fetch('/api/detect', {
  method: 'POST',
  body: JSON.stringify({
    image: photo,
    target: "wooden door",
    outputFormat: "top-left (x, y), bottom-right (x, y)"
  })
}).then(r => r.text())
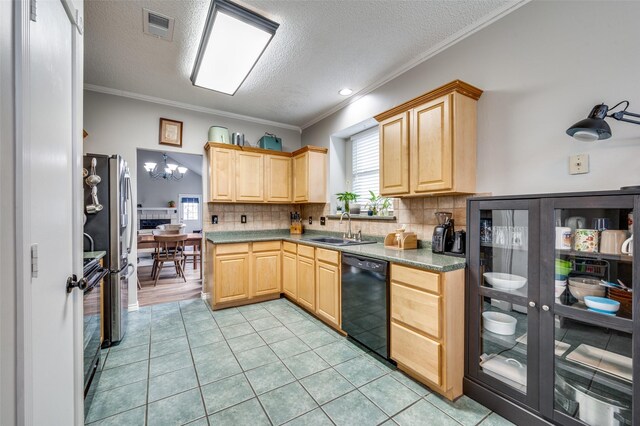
top-left (209, 147), bottom-right (235, 201)
top-left (235, 151), bottom-right (264, 202)
top-left (379, 111), bottom-right (410, 196)
top-left (292, 153), bottom-right (308, 202)
top-left (252, 250), bottom-right (281, 297)
top-left (214, 253), bottom-right (250, 303)
top-left (282, 251), bottom-right (297, 299)
top-left (265, 155), bottom-right (292, 203)
top-left (296, 255), bottom-right (315, 310)
top-left (411, 94), bottom-right (453, 193)
top-left (315, 261), bottom-right (340, 327)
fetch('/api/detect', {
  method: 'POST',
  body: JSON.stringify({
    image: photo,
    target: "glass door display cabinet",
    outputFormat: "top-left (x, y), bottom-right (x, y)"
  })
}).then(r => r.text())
top-left (466, 191), bottom-right (639, 426)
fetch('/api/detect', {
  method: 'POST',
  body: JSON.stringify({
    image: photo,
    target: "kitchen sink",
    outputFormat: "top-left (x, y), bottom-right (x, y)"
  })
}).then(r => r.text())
top-left (304, 236), bottom-right (376, 246)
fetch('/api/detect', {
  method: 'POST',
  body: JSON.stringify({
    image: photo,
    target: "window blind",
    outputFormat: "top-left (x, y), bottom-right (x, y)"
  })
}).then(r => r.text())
top-left (351, 127), bottom-right (379, 202)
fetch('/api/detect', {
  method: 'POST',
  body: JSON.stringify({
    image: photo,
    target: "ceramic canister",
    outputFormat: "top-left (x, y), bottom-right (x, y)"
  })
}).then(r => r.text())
top-left (555, 227), bottom-right (572, 249)
top-left (600, 230), bottom-right (628, 254)
top-left (574, 229), bottom-right (599, 253)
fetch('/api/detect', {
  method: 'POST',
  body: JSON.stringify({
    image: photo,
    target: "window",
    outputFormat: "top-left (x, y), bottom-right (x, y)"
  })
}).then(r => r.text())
top-left (351, 127), bottom-right (379, 202)
top-left (181, 197), bottom-right (199, 221)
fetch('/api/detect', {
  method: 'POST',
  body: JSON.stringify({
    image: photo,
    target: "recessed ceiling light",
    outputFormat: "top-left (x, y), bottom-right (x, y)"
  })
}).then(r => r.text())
top-left (191, 0), bottom-right (279, 96)
top-left (339, 88), bottom-right (353, 96)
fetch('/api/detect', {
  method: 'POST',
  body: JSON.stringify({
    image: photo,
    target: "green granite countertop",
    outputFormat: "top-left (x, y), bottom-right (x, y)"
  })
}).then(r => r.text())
top-left (205, 230), bottom-right (466, 272)
top-left (83, 251), bottom-right (106, 261)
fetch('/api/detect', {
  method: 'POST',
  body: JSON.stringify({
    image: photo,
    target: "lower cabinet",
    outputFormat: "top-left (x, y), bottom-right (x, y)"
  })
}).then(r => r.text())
top-left (212, 243), bottom-right (251, 305)
top-left (282, 245), bottom-right (297, 299)
top-left (296, 253), bottom-right (316, 311)
top-left (315, 248), bottom-right (341, 328)
top-left (390, 263), bottom-right (465, 400)
top-left (251, 241), bottom-right (281, 298)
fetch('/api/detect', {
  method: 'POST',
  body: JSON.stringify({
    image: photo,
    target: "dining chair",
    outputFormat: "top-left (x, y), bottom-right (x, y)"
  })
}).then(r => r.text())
top-left (182, 236), bottom-right (202, 278)
top-left (152, 234), bottom-right (188, 286)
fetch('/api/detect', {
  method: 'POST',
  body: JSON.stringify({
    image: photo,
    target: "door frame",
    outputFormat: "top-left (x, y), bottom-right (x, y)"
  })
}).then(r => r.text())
top-left (178, 193), bottom-right (203, 233)
top-left (13, 0), bottom-right (85, 424)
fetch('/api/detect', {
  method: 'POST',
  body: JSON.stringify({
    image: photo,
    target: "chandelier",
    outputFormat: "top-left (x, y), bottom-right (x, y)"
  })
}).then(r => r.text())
top-left (144, 153), bottom-right (188, 181)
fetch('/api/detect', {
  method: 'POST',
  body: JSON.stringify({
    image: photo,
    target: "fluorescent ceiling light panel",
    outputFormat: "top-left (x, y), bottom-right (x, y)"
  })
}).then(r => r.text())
top-left (191, 0), bottom-right (279, 95)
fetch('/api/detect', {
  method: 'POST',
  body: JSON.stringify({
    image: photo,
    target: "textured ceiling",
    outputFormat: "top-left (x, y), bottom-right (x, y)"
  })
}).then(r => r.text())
top-left (84, 0), bottom-right (519, 128)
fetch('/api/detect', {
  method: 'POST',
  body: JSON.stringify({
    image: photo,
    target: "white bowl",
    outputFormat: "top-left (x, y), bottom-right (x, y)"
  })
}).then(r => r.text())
top-left (483, 273), bottom-right (528, 290)
top-left (158, 224), bottom-right (185, 231)
top-left (482, 311), bottom-right (517, 335)
top-left (555, 285), bottom-right (566, 298)
top-left (584, 296), bottom-right (620, 313)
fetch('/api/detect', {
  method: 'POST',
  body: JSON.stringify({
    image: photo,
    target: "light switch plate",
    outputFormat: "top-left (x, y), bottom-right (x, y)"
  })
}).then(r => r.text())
top-left (569, 154), bottom-right (589, 175)
top-left (308, 216), bottom-right (312, 225)
top-left (241, 215), bottom-right (247, 223)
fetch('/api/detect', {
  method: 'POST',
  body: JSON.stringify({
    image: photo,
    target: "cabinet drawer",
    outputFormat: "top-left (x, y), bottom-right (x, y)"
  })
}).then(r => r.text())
top-left (297, 244), bottom-right (315, 259)
top-left (316, 248), bottom-right (339, 265)
top-left (283, 241), bottom-right (297, 254)
top-left (391, 264), bottom-right (440, 294)
top-left (252, 241), bottom-right (281, 252)
top-left (215, 243), bottom-right (250, 255)
top-left (391, 283), bottom-right (441, 339)
top-left (391, 322), bottom-right (441, 386)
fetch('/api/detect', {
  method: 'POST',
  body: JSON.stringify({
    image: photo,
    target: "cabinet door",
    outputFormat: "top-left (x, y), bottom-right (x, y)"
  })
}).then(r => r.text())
top-left (265, 155), bottom-right (291, 203)
top-left (214, 253), bottom-right (249, 304)
top-left (282, 250), bottom-right (297, 299)
top-left (411, 94), bottom-right (453, 193)
top-left (235, 151), bottom-right (264, 202)
top-left (379, 111), bottom-right (410, 196)
top-left (467, 199), bottom-right (541, 409)
top-left (209, 147), bottom-right (235, 201)
top-left (292, 153), bottom-right (308, 202)
top-left (315, 260), bottom-right (340, 327)
top-left (252, 250), bottom-right (281, 297)
top-left (297, 255), bottom-right (315, 310)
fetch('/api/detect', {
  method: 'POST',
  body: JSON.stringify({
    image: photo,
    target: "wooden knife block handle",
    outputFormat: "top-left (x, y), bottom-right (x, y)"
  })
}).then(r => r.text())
top-left (290, 223), bottom-right (304, 234)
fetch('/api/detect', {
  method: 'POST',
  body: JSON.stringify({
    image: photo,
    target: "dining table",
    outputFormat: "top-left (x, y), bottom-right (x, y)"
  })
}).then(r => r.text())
top-left (137, 232), bottom-right (203, 278)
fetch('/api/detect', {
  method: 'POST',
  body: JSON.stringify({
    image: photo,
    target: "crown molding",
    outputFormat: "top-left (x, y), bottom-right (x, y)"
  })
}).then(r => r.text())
top-left (300, 0), bottom-right (530, 130)
top-left (83, 84), bottom-right (302, 133)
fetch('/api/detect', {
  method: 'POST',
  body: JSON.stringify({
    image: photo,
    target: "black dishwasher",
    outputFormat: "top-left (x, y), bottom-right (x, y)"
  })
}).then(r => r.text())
top-left (341, 254), bottom-right (389, 359)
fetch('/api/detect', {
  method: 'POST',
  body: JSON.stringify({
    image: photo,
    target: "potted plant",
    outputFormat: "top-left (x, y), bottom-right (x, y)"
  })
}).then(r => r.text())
top-left (336, 192), bottom-right (358, 214)
top-left (380, 197), bottom-right (392, 216)
top-left (168, 200), bottom-right (176, 208)
top-left (366, 191), bottom-right (381, 216)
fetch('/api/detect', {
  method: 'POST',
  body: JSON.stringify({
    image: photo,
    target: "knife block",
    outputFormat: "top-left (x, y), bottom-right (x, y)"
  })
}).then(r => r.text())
top-left (290, 223), bottom-right (304, 234)
top-left (384, 232), bottom-right (417, 250)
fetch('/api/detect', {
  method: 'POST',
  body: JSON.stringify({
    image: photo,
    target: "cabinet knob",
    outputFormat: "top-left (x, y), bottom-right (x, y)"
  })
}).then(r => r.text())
top-left (542, 305), bottom-right (550, 311)
top-left (528, 301), bottom-right (536, 308)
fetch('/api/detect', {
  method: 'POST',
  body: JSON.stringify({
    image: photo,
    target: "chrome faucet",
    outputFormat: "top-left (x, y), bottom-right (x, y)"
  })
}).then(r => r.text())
top-left (339, 211), bottom-right (353, 240)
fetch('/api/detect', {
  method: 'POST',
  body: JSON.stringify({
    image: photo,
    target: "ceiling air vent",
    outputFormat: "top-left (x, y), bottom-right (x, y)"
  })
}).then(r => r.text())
top-left (143, 8), bottom-right (175, 41)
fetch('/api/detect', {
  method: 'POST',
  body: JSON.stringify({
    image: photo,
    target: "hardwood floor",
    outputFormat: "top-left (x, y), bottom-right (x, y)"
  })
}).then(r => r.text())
top-left (137, 261), bottom-right (203, 307)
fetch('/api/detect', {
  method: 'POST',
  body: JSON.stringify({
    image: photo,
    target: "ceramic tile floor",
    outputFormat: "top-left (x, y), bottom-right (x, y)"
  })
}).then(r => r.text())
top-left (86, 298), bottom-right (514, 426)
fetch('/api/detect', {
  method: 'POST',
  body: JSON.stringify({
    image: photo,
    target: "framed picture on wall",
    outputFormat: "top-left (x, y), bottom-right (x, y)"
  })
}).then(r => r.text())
top-left (159, 118), bottom-right (183, 147)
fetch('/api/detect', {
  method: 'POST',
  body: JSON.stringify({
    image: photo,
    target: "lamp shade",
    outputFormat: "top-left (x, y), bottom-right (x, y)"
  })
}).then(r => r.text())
top-left (566, 104), bottom-right (612, 141)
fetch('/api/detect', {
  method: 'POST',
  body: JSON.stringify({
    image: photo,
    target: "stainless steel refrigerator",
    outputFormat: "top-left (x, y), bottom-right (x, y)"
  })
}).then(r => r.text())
top-left (83, 154), bottom-right (133, 347)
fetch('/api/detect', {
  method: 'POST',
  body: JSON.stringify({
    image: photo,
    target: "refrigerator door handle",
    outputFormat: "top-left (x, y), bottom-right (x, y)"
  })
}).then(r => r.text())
top-left (126, 173), bottom-right (134, 254)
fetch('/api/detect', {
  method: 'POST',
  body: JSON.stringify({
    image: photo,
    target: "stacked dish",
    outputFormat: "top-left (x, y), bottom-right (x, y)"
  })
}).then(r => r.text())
top-left (608, 288), bottom-right (632, 317)
top-left (555, 258), bottom-right (571, 280)
top-left (568, 277), bottom-right (605, 302)
top-left (584, 296), bottom-right (620, 316)
top-left (483, 273), bottom-right (527, 291)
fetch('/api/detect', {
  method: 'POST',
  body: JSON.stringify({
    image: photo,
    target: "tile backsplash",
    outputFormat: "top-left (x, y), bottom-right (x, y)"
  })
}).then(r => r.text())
top-left (203, 193), bottom-right (489, 239)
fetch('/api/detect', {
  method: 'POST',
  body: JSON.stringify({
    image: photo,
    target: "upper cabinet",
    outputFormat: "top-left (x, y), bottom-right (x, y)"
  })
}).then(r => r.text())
top-left (375, 80), bottom-right (482, 197)
top-left (205, 143), bottom-right (327, 204)
top-left (293, 147), bottom-right (327, 203)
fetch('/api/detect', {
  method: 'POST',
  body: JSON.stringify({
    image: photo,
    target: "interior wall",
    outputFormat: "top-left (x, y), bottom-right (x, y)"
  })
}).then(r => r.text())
top-left (136, 150), bottom-right (203, 208)
top-left (83, 91), bottom-right (302, 306)
top-left (301, 0), bottom-right (640, 196)
top-left (0, 0), bottom-right (16, 423)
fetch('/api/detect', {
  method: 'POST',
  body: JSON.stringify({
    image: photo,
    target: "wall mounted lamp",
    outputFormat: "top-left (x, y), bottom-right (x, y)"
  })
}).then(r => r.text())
top-left (191, 0), bottom-right (279, 95)
top-left (567, 101), bottom-right (640, 142)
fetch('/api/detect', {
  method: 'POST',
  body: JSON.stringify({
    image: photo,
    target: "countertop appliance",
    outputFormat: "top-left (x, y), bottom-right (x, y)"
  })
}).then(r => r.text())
top-left (341, 254), bottom-right (389, 359)
top-left (208, 126), bottom-right (230, 144)
top-left (432, 211), bottom-right (454, 254)
top-left (82, 258), bottom-right (107, 397)
top-left (83, 154), bottom-right (134, 347)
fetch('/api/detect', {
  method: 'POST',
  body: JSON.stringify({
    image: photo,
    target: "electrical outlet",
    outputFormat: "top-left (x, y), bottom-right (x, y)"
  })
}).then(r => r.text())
top-left (569, 154), bottom-right (589, 175)
top-left (212, 215), bottom-right (218, 224)
top-left (320, 217), bottom-right (326, 226)
top-left (308, 216), bottom-right (313, 225)
top-left (241, 215), bottom-right (247, 223)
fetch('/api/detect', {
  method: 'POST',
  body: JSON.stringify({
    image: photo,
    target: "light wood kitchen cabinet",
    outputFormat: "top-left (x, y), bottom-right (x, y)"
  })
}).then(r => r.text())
top-left (296, 250), bottom-right (316, 311)
top-left (213, 244), bottom-right (250, 304)
top-left (379, 112), bottom-right (410, 196)
top-left (315, 248), bottom-right (341, 328)
top-left (374, 80), bottom-right (482, 197)
top-left (204, 143), bottom-right (326, 204)
top-left (251, 241), bottom-right (281, 297)
top-left (292, 147), bottom-right (327, 203)
top-left (265, 155), bottom-right (292, 203)
top-left (235, 151), bottom-right (264, 202)
top-left (282, 249), bottom-right (297, 299)
top-left (390, 263), bottom-right (465, 400)
top-left (207, 146), bottom-right (235, 202)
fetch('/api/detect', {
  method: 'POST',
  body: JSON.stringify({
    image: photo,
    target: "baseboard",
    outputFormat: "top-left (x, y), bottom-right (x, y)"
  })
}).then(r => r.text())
top-left (128, 301), bottom-right (140, 311)
top-left (201, 291), bottom-right (211, 300)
